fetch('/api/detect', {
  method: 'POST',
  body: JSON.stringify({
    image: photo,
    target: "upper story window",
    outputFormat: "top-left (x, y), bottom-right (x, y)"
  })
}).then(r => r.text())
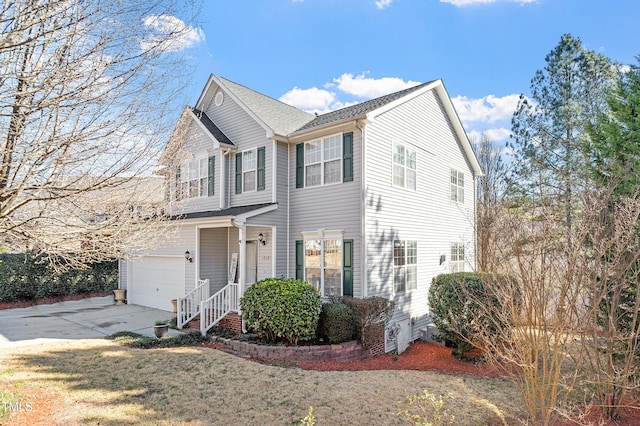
top-left (450, 242), bottom-right (465, 272)
top-left (296, 132), bottom-right (353, 188)
top-left (394, 240), bottom-right (417, 293)
top-left (242, 149), bottom-right (257, 192)
top-left (235, 147), bottom-right (265, 194)
top-left (392, 143), bottom-right (416, 190)
top-left (450, 168), bottom-right (464, 203)
top-left (304, 134), bottom-right (342, 187)
top-left (176, 157), bottom-right (214, 200)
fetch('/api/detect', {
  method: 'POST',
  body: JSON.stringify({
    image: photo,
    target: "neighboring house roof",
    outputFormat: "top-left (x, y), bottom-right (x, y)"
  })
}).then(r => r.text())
top-left (172, 203), bottom-right (277, 221)
top-left (295, 81), bottom-right (434, 132)
top-left (213, 76), bottom-right (315, 136)
top-left (190, 107), bottom-right (235, 147)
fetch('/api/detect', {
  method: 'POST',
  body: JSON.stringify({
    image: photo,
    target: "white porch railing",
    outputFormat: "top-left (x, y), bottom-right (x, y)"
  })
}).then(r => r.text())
top-left (177, 279), bottom-right (210, 329)
top-left (200, 283), bottom-right (239, 336)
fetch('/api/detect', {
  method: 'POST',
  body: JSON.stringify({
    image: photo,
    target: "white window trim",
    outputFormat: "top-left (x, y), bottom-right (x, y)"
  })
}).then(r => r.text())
top-left (303, 133), bottom-right (343, 188)
top-left (393, 239), bottom-right (418, 294)
top-left (242, 148), bottom-right (257, 193)
top-left (450, 168), bottom-right (465, 204)
top-left (450, 242), bottom-right (465, 272)
top-left (179, 157), bottom-right (209, 200)
top-left (392, 142), bottom-right (417, 191)
top-left (303, 238), bottom-right (343, 297)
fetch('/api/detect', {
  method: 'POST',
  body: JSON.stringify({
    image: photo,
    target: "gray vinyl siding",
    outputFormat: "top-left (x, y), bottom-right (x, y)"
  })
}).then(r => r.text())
top-left (364, 89), bottom-right (476, 345)
top-left (199, 228), bottom-right (230, 294)
top-left (171, 125), bottom-right (221, 215)
top-left (204, 88), bottom-right (273, 207)
top-left (127, 223), bottom-right (197, 294)
top-left (118, 259), bottom-right (127, 290)
top-left (288, 130), bottom-right (363, 297)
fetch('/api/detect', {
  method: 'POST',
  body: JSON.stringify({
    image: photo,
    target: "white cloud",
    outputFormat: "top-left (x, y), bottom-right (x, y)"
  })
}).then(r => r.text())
top-left (452, 94), bottom-right (521, 123)
top-left (140, 15), bottom-right (205, 53)
top-left (468, 128), bottom-right (511, 143)
top-left (332, 73), bottom-right (421, 99)
top-left (375, 0), bottom-right (393, 10)
top-left (440, 0), bottom-right (536, 6)
top-left (279, 87), bottom-right (337, 111)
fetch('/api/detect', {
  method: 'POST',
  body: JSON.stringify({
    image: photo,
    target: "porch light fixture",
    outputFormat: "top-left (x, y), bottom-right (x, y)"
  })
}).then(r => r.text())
top-left (258, 233), bottom-right (266, 245)
top-left (184, 250), bottom-right (193, 263)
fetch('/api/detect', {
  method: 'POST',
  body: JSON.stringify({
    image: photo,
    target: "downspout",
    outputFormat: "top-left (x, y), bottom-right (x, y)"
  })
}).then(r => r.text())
top-left (286, 141), bottom-right (290, 277)
top-left (356, 120), bottom-right (367, 298)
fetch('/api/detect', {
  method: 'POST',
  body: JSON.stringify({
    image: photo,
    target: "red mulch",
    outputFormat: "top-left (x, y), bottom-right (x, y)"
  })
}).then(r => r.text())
top-left (298, 340), bottom-right (505, 377)
top-left (0, 292), bottom-right (113, 310)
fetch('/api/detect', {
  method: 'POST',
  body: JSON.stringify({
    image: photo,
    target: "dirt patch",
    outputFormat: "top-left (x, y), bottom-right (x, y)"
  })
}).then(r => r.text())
top-left (1, 383), bottom-right (63, 426)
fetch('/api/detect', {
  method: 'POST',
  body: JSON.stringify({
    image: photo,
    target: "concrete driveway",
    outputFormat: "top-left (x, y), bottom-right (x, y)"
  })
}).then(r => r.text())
top-left (0, 295), bottom-right (183, 348)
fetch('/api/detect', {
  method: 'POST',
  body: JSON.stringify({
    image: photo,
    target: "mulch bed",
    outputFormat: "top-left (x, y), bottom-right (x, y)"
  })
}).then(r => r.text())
top-left (297, 340), bottom-right (505, 377)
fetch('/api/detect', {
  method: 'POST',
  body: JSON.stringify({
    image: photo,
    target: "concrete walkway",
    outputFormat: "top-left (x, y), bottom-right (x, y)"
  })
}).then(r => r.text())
top-left (0, 296), bottom-right (184, 348)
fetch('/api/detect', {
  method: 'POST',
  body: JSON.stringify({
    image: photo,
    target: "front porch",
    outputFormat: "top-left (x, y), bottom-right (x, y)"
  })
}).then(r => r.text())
top-left (177, 222), bottom-right (275, 335)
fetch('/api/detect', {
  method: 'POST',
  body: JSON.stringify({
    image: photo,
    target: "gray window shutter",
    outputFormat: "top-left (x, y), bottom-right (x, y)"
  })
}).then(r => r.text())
top-left (208, 156), bottom-right (215, 196)
top-left (343, 239), bottom-right (353, 296)
top-left (296, 143), bottom-right (304, 188)
top-left (257, 147), bottom-right (265, 191)
top-left (235, 152), bottom-right (242, 194)
top-left (295, 240), bottom-right (304, 280)
top-left (343, 132), bottom-right (353, 182)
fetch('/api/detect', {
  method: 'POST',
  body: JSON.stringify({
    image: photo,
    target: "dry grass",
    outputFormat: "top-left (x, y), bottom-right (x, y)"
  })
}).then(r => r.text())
top-left (0, 339), bottom-right (526, 425)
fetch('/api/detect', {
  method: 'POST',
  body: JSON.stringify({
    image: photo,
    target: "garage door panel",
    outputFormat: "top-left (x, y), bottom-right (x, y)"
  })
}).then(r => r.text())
top-left (129, 257), bottom-right (185, 311)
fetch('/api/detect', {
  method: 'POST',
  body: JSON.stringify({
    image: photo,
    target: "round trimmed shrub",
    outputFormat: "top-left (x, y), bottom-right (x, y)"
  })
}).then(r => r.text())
top-left (428, 272), bottom-right (517, 358)
top-left (317, 303), bottom-right (355, 344)
top-left (240, 278), bottom-right (321, 345)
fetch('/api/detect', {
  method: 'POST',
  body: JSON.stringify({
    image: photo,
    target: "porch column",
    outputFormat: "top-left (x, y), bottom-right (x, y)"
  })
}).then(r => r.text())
top-left (235, 220), bottom-right (247, 301)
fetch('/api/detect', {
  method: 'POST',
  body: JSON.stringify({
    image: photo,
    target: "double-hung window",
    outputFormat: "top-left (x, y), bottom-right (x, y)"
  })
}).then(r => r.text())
top-left (304, 134), bottom-right (342, 187)
top-left (304, 239), bottom-right (342, 297)
top-left (450, 242), bottom-right (465, 272)
top-left (450, 168), bottom-right (464, 203)
top-left (296, 132), bottom-right (353, 188)
top-left (235, 147), bottom-right (265, 194)
top-left (392, 143), bottom-right (416, 190)
top-left (393, 240), bottom-right (417, 293)
top-left (242, 149), bottom-right (257, 192)
top-left (179, 158), bottom-right (208, 199)
top-left (296, 234), bottom-right (354, 297)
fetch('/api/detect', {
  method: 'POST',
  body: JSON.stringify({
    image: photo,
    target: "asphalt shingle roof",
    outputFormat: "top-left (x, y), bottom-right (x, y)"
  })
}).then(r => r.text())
top-left (172, 203), bottom-right (276, 221)
top-left (190, 107), bottom-right (235, 146)
top-left (216, 76), bottom-right (315, 136)
top-left (295, 81), bottom-right (434, 132)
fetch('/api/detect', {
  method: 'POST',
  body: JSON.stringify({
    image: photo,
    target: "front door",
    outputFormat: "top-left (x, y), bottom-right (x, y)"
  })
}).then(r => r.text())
top-left (245, 241), bottom-right (258, 285)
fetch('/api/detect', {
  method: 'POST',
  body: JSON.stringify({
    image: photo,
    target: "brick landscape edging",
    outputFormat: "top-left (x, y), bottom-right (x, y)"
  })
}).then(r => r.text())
top-left (210, 336), bottom-right (372, 363)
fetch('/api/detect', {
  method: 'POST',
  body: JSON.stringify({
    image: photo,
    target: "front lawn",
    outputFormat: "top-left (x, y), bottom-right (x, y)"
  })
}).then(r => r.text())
top-left (0, 339), bottom-right (525, 425)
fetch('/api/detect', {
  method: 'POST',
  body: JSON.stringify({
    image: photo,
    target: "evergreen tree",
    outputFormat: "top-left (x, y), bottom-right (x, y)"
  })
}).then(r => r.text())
top-left (508, 34), bottom-right (616, 233)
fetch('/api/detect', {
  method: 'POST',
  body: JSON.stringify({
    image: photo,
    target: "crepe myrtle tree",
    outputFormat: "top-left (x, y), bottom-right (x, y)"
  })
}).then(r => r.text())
top-left (0, 0), bottom-right (202, 269)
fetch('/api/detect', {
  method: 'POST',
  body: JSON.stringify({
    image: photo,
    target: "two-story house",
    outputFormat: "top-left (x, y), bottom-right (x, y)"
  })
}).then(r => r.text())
top-left (119, 74), bottom-right (482, 353)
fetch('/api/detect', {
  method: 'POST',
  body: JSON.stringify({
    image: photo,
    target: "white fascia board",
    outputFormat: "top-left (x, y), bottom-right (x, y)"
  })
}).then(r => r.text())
top-left (366, 80), bottom-right (441, 121)
top-left (287, 120), bottom-right (360, 143)
top-left (186, 108), bottom-right (224, 149)
top-left (195, 74), bottom-right (216, 110)
top-left (433, 83), bottom-right (484, 177)
top-left (210, 75), bottom-right (275, 140)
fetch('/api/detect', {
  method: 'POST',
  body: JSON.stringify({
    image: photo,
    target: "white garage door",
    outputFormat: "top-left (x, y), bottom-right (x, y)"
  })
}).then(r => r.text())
top-left (129, 256), bottom-right (185, 311)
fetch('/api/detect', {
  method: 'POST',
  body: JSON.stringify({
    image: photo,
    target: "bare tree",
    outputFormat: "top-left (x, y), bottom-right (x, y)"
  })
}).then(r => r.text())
top-left (446, 185), bottom-right (640, 424)
top-left (0, 0), bottom-right (201, 268)
top-left (473, 132), bottom-right (508, 272)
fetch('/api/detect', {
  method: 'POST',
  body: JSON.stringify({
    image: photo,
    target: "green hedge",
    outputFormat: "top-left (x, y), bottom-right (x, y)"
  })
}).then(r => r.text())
top-left (428, 272), bottom-right (517, 358)
top-left (317, 303), bottom-right (356, 344)
top-left (240, 278), bottom-right (322, 345)
top-left (0, 254), bottom-right (118, 303)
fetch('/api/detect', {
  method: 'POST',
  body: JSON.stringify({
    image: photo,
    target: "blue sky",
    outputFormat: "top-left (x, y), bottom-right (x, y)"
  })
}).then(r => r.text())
top-left (172, 0), bottom-right (640, 143)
